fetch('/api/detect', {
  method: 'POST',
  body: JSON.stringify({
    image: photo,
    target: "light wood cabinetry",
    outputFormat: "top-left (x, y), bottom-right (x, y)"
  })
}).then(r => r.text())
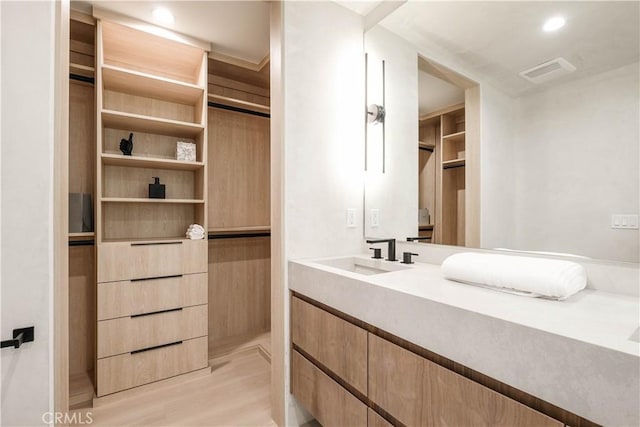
top-left (94, 15), bottom-right (209, 397)
top-left (291, 294), bottom-right (595, 427)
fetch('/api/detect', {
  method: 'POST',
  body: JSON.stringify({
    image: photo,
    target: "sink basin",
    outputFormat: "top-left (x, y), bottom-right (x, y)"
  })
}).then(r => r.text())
top-left (314, 256), bottom-right (409, 276)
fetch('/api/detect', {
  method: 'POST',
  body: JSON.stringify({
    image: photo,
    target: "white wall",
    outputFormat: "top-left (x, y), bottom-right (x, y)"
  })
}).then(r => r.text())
top-left (512, 62), bottom-right (639, 263)
top-left (1, 1), bottom-right (56, 425)
top-left (281, 1), bottom-right (364, 424)
top-left (364, 25), bottom-right (419, 241)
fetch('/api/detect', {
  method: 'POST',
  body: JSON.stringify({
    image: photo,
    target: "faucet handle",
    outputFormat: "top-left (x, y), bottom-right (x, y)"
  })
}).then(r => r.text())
top-left (401, 252), bottom-right (419, 264)
top-left (369, 247), bottom-right (383, 259)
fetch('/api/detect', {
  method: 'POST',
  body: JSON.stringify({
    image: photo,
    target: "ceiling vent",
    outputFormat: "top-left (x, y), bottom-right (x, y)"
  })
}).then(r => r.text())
top-left (519, 57), bottom-right (576, 84)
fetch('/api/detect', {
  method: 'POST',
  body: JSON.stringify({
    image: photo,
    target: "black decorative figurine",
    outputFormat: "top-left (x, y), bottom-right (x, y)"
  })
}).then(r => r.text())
top-left (120, 133), bottom-right (133, 155)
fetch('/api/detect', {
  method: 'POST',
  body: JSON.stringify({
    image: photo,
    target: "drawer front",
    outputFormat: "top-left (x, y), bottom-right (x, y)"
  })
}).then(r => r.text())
top-left (291, 296), bottom-right (367, 395)
top-left (97, 239), bottom-right (207, 282)
top-left (368, 409), bottom-right (393, 427)
top-left (97, 273), bottom-right (208, 320)
top-left (291, 350), bottom-right (367, 427)
top-left (368, 334), bottom-right (562, 427)
top-left (97, 336), bottom-right (208, 397)
top-left (97, 304), bottom-right (207, 358)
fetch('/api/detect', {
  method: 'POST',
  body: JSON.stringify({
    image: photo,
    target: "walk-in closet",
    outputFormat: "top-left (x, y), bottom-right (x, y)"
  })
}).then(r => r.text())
top-left (67, 4), bottom-right (271, 418)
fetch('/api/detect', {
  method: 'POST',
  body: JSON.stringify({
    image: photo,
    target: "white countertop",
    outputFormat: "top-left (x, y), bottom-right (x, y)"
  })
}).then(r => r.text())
top-left (289, 255), bottom-right (640, 426)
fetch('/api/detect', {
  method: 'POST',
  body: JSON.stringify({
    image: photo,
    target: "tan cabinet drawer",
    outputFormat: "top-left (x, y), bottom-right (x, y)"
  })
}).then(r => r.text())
top-left (291, 350), bottom-right (367, 427)
top-left (97, 273), bottom-right (207, 320)
top-left (368, 334), bottom-right (562, 427)
top-left (368, 409), bottom-right (393, 427)
top-left (97, 336), bottom-right (208, 397)
top-left (97, 239), bottom-right (207, 283)
top-left (97, 305), bottom-right (207, 358)
top-left (291, 296), bottom-right (367, 395)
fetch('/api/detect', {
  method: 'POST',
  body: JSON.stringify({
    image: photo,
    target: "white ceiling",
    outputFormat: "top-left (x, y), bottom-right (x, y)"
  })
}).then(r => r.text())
top-left (80, 0), bottom-right (270, 65)
top-left (379, 1), bottom-right (640, 97)
top-left (419, 70), bottom-right (464, 115)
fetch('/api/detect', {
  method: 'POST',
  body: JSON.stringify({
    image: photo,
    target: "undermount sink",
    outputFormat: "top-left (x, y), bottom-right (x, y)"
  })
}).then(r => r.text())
top-left (314, 256), bottom-right (410, 276)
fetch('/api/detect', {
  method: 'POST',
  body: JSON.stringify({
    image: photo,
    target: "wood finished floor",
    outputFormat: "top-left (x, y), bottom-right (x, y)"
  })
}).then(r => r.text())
top-left (72, 350), bottom-right (273, 426)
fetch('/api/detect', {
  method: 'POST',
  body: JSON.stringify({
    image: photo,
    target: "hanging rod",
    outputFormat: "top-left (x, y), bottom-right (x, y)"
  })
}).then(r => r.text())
top-left (207, 101), bottom-right (270, 118)
top-left (419, 146), bottom-right (434, 152)
top-left (70, 73), bottom-right (95, 84)
top-left (208, 232), bottom-right (271, 240)
top-left (69, 239), bottom-right (95, 247)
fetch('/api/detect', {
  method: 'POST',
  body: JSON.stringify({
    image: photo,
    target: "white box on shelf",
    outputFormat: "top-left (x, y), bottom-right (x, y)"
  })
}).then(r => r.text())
top-left (176, 141), bottom-right (196, 162)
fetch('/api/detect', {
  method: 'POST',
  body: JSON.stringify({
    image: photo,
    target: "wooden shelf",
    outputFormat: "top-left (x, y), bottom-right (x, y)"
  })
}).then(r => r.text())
top-left (70, 62), bottom-right (95, 78)
top-left (208, 225), bottom-right (271, 235)
top-left (442, 130), bottom-right (465, 143)
top-left (418, 224), bottom-right (434, 230)
top-left (101, 197), bottom-right (205, 204)
top-left (442, 158), bottom-right (466, 169)
top-left (419, 141), bottom-right (435, 150)
top-left (101, 153), bottom-right (204, 171)
top-left (208, 94), bottom-right (270, 114)
top-left (101, 236), bottom-right (195, 244)
top-left (101, 109), bottom-right (204, 138)
top-left (102, 64), bottom-right (204, 105)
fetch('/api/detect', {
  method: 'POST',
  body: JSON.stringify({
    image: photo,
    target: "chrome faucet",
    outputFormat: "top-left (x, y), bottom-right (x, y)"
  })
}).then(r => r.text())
top-left (365, 238), bottom-right (397, 262)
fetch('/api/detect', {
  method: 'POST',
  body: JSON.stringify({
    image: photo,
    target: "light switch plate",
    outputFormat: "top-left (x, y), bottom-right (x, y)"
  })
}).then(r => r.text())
top-left (611, 214), bottom-right (639, 229)
top-left (370, 209), bottom-right (380, 227)
top-left (346, 208), bottom-right (357, 228)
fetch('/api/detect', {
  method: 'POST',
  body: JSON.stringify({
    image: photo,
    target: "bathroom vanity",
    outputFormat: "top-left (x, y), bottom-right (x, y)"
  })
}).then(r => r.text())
top-left (289, 256), bottom-right (639, 427)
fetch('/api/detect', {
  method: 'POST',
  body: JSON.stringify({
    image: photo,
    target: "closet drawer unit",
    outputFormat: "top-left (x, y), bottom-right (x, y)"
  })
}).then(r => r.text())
top-left (368, 334), bottom-right (562, 427)
top-left (368, 409), bottom-right (393, 427)
top-left (97, 304), bottom-right (207, 358)
top-left (97, 273), bottom-right (208, 320)
top-left (291, 296), bottom-right (368, 395)
top-left (97, 336), bottom-right (208, 397)
top-left (291, 350), bottom-right (368, 427)
top-left (97, 239), bottom-right (208, 283)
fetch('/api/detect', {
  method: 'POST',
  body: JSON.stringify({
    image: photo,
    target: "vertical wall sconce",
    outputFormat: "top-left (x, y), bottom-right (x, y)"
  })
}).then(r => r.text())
top-left (365, 54), bottom-right (386, 173)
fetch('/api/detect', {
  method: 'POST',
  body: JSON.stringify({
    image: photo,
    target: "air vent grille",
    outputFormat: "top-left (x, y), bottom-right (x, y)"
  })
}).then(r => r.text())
top-left (520, 57), bottom-right (576, 84)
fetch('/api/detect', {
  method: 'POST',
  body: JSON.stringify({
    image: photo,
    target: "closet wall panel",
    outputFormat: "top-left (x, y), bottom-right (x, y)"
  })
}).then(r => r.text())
top-left (69, 81), bottom-right (95, 196)
top-left (69, 245), bottom-right (95, 375)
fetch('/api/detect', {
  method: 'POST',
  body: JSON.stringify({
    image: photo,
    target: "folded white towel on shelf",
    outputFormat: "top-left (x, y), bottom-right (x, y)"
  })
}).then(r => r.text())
top-left (441, 252), bottom-right (587, 300)
top-left (186, 224), bottom-right (205, 240)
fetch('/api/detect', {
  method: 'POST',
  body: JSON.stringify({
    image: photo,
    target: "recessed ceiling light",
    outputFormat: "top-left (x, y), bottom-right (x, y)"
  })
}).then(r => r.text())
top-left (152, 7), bottom-right (174, 25)
top-left (543, 16), bottom-right (565, 32)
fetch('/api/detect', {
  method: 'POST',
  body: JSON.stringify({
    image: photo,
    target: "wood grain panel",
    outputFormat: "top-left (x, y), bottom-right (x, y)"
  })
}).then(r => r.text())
top-left (441, 166), bottom-right (465, 246)
top-left (69, 246), bottom-right (95, 375)
top-left (208, 237), bottom-right (270, 345)
top-left (291, 296), bottom-right (367, 395)
top-left (103, 90), bottom-right (196, 124)
top-left (368, 408), bottom-right (393, 427)
top-left (208, 108), bottom-right (270, 228)
top-left (97, 304), bottom-right (207, 358)
top-left (291, 351), bottom-right (367, 427)
top-left (97, 239), bottom-right (207, 282)
top-left (102, 165), bottom-right (197, 199)
top-left (96, 336), bottom-right (208, 397)
top-left (103, 128), bottom-right (200, 162)
top-left (368, 334), bottom-right (562, 427)
top-left (101, 203), bottom-right (198, 241)
top-left (98, 273), bottom-right (207, 320)
top-left (69, 80), bottom-right (95, 196)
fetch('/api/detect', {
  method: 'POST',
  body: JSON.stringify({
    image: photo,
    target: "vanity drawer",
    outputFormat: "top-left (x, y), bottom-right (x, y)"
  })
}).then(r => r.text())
top-left (97, 239), bottom-right (207, 283)
top-left (97, 273), bottom-right (208, 320)
top-left (368, 334), bottom-right (562, 427)
top-left (97, 336), bottom-right (208, 397)
top-left (291, 296), bottom-right (367, 395)
top-left (97, 304), bottom-right (207, 358)
top-left (291, 350), bottom-right (367, 427)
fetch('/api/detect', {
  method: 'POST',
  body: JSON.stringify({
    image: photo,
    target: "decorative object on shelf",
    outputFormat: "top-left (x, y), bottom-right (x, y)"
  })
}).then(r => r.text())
top-left (176, 141), bottom-right (196, 162)
top-left (186, 224), bottom-right (205, 240)
top-left (69, 193), bottom-right (93, 232)
top-left (418, 208), bottom-right (430, 226)
top-left (119, 132), bottom-right (134, 155)
top-left (148, 177), bottom-right (166, 199)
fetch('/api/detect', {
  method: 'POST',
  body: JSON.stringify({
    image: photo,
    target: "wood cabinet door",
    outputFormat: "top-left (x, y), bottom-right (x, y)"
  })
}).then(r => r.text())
top-left (368, 334), bottom-right (562, 427)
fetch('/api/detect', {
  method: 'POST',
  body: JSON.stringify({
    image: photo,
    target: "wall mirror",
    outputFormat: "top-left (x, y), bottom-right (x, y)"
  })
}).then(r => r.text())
top-left (363, 1), bottom-right (639, 263)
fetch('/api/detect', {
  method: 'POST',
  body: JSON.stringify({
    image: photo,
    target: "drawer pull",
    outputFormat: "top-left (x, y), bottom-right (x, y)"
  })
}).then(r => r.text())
top-left (130, 274), bottom-right (183, 282)
top-left (131, 307), bottom-right (183, 318)
top-left (131, 340), bottom-right (182, 355)
top-left (130, 241), bottom-right (183, 246)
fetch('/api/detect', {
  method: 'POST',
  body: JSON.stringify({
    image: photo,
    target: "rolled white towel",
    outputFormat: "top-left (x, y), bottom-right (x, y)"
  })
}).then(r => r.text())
top-left (185, 224), bottom-right (205, 240)
top-left (441, 252), bottom-right (587, 300)
top-left (187, 224), bottom-right (204, 233)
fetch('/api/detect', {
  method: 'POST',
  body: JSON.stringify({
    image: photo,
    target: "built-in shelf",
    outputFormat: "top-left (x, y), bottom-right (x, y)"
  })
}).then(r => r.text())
top-left (101, 153), bottom-right (204, 171)
top-left (442, 130), bottom-right (466, 143)
top-left (101, 236), bottom-right (197, 244)
top-left (208, 225), bottom-right (271, 234)
top-left (101, 197), bottom-right (205, 204)
top-left (442, 158), bottom-right (466, 169)
top-left (419, 141), bottom-right (435, 151)
top-left (418, 224), bottom-right (434, 230)
top-left (70, 63), bottom-right (95, 78)
top-left (101, 109), bottom-right (204, 138)
top-left (208, 94), bottom-right (270, 114)
top-left (102, 64), bottom-right (204, 105)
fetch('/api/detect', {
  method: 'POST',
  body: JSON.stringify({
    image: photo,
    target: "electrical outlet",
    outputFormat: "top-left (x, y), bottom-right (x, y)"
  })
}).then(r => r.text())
top-left (611, 214), bottom-right (639, 229)
top-left (370, 209), bottom-right (380, 227)
top-left (346, 208), bottom-right (357, 228)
